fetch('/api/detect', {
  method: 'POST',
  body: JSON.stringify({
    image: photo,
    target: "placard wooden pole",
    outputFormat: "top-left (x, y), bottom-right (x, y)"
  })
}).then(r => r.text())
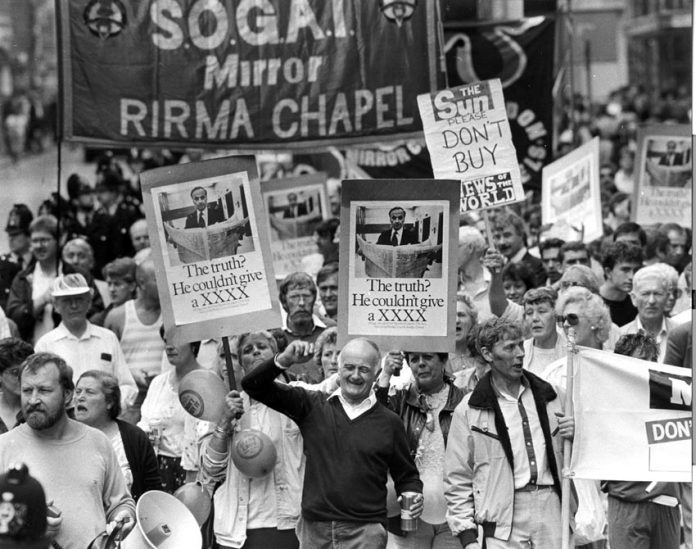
top-left (481, 209), bottom-right (496, 249)
top-left (561, 327), bottom-right (577, 549)
top-left (221, 336), bottom-right (237, 391)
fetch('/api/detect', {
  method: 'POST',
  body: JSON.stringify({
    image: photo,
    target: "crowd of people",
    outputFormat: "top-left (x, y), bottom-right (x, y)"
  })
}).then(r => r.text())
top-left (0, 81), bottom-right (692, 549)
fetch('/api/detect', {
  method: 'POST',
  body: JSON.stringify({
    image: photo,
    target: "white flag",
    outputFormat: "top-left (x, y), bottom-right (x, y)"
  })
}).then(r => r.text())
top-left (570, 348), bottom-right (691, 482)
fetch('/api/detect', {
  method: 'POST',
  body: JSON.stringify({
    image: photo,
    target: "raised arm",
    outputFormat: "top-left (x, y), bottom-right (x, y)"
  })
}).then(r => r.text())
top-left (482, 248), bottom-right (508, 317)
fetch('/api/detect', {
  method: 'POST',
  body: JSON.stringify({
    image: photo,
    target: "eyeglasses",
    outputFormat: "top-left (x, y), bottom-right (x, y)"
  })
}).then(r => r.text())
top-left (556, 313), bottom-right (580, 326)
top-left (560, 280), bottom-right (582, 290)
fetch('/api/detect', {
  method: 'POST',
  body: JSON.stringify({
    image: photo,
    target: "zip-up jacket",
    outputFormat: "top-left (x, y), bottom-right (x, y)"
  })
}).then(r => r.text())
top-left (444, 370), bottom-right (564, 546)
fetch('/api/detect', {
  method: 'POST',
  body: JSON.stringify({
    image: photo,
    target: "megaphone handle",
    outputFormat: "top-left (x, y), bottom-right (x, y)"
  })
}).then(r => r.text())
top-left (221, 336), bottom-right (237, 391)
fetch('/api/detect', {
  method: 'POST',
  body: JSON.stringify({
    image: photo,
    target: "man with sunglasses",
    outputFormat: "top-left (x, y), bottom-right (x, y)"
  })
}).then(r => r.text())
top-left (445, 318), bottom-right (574, 549)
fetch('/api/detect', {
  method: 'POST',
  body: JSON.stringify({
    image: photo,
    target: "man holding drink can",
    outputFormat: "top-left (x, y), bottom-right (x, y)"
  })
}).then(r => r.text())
top-left (242, 337), bottom-right (424, 549)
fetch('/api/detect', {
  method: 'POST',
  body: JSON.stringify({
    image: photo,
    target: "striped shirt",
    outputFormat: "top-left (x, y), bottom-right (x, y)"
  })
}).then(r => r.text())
top-left (120, 300), bottom-right (164, 376)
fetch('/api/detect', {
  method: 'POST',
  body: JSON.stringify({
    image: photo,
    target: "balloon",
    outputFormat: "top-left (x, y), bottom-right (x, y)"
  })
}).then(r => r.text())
top-left (231, 429), bottom-right (277, 478)
top-left (178, 370), bottom-right (227, 422)
top-left (173, 482), bottom-right (212, 527)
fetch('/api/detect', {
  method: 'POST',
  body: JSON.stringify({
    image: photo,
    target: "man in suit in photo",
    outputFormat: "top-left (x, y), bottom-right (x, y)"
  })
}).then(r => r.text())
top-left (658, 140), bottom-right (686, 167)
top-left (283, 192), bottom-right (309, 218)
top-left (376, 207), bottom-right (419, 246)
top-left (184, 186), bottom-right (225, 229)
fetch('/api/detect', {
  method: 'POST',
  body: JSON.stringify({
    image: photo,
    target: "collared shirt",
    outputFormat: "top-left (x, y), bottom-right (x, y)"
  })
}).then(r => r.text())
top-left (328, 388), bottom-right (377, 420)
top-left (35, 322), bottom-right (137, 406)
top-left (491, 376), bottom-right (554, 489)
top-left (509, 246), bottom-right (529, 264)
top-left (619, 315), bottom-right (673, 362)
top-left (392, 228), bottom-right (403, 244)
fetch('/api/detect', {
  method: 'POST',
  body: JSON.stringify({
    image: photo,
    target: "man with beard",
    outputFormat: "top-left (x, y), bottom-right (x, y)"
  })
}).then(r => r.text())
top-left (279, 272), bottom-right (326, 383)
top-left (0, 352), bottom-right (135, 548)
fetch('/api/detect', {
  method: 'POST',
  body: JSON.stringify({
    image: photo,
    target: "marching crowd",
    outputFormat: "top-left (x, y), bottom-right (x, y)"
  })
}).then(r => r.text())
top-left (0, 82), bottom-right (692, 549)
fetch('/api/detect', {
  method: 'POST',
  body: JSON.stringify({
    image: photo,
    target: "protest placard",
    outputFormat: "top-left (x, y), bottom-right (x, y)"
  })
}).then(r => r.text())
top-left (570, 347), bottom-right (691, 482)
top-left (417, 79), bottom-right (525, 213)
top-left (541, 137), bottom-right (602, 243)
top-left (58, 0), bottom-right (443, 148)
top-left (261, 173), bottom-right (329, 279)
top-left (338, 179), bottom-right (459, 352)
top-left (140, 156), bottom-right (281, 344)
top-left (632, 124), bottom-right (692, 228)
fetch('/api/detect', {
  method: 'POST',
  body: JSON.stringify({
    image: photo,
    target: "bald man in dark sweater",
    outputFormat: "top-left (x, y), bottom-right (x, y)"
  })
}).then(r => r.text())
top-left (242, 338), bottom-right (423, 549)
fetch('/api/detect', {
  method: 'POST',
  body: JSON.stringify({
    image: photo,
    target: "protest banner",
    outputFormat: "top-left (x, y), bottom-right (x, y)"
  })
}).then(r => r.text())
top-left (417, 79), bottom-right (525, 214)
top-left (541, 137), bottom-right (602, 243)
top-left (140, 156), bottom-right (281, 345)
top-left (632, 124), bottom-right (692, 228)
top-left (338, 179), bottom-right (459, 352)
top-left (57, 0), bottom-right (443, 149)
top-left (443, 17), bottom-right (556, 193)
top-left (261, 173), bottom-right (329, 279)
top-left (570, 347), bottom-right (691, 482)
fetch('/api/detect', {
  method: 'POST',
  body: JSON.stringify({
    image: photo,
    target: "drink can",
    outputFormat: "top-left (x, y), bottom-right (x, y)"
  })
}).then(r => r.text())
top-left (400, 493), bottom-right (418, 532)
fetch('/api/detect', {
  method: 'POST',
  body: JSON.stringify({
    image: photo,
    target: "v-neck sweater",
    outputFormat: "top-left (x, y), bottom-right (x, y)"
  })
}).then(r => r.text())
top-left (242, 359), bottom-right (422, 525)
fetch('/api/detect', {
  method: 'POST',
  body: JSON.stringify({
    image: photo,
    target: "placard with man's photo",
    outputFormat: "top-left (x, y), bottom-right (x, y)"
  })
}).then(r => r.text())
top-left (338, 179), bottom-right (460, 352)
top-left (633, 124), bottom-right (692, 228)
top-left (140, 156), bottom-right (281, 345)
top-left (261, 173), bottom-right (329, 279)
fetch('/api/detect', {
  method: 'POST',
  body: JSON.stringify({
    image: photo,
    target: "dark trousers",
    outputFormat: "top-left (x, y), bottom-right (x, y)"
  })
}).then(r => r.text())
top-left (297, 517), bottom-right (387, 549)
top-left (607, 496), bottom-right (680, 549)
top-left (219, 528), bottom-right (298, 549)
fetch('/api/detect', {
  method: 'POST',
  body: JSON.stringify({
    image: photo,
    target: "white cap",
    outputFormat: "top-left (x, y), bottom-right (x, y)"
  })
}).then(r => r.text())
top-left (51, 273), bottom-right (92, 297)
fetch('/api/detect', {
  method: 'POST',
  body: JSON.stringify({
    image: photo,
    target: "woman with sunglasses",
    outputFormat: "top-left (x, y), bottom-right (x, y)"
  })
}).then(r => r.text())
top-left (542, 287), bottom-right (612, 394)
top-left (542, 287), bottom-right (612, 549)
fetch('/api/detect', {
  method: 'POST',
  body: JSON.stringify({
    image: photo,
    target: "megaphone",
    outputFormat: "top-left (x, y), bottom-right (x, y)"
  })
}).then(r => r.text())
top-left (173, 482), bottom-right (212, 527)
top-left (230, 429), bottom-right (278, 478)
top-left (178, 369), bottom-right (227, 422)
top-left (120, 490), bottom-right (202, 549)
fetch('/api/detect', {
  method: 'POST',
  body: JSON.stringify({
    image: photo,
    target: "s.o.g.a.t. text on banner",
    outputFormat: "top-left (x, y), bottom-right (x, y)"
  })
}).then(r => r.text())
top-left (140, 156), bottom-right (281, 345)
top-left (417, 79), bottom-right (524, 212)
top-left (338, 179), bottom-right (460, 353)
top-left (58, 0), bottom-right (443, 149)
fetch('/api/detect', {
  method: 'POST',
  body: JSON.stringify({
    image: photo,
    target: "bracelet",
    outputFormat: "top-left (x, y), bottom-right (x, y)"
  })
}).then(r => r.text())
top-left (213, 425), bottom-right (229, 438)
